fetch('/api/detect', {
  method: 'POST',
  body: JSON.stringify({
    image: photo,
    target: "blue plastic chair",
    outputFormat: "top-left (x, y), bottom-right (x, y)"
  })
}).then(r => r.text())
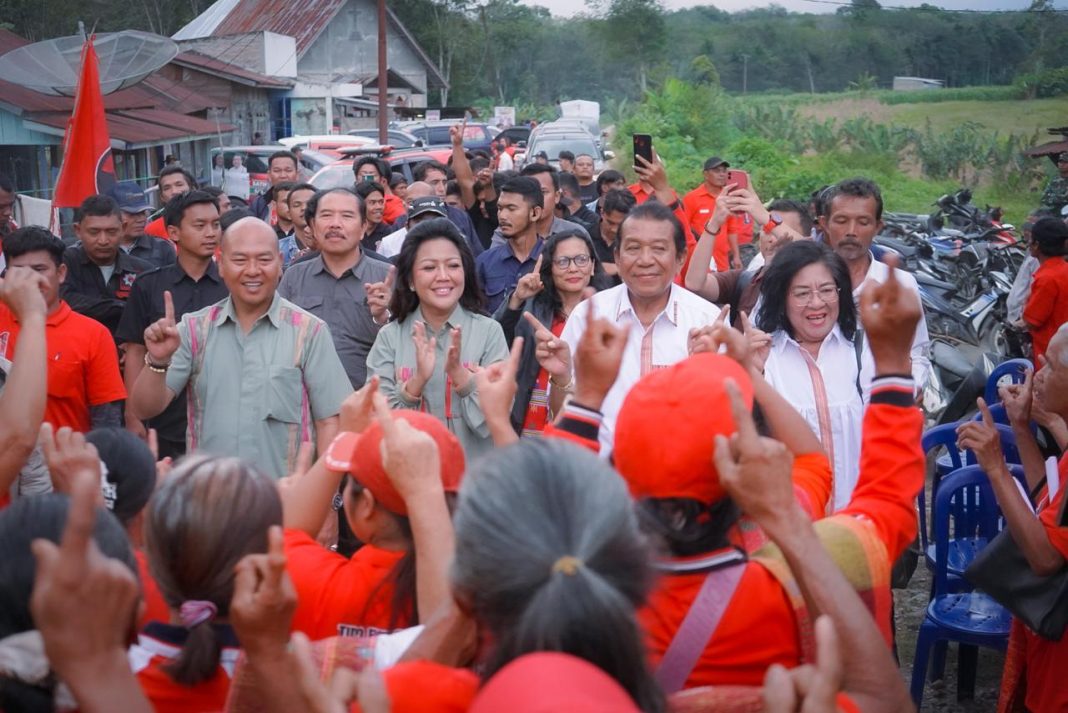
top-left (983, 358), bottom-right (1032, 406)
top-left (919, 424), bottom-right (1022, 584)
top-left (910, 465), bottom-right (1016, 708)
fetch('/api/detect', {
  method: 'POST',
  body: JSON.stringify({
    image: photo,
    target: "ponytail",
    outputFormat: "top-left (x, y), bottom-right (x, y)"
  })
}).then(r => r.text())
top-left (453, 440), bottom-right (665, 713)
top-left (162, 620), bottom-right (223, 686)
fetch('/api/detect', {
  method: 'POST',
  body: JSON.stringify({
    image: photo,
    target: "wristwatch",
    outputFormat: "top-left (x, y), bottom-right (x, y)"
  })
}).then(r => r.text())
top-left (761, 212), bottom-right (783, 234)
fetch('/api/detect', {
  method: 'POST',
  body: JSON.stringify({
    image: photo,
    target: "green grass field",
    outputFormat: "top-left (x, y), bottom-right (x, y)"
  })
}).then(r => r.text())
top-left (793, 95), bottom-right (1068, 137)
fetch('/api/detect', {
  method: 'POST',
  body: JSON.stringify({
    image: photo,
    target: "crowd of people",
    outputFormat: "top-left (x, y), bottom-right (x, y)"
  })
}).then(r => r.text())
top-left (0, 128), bottom-right (1066, 713)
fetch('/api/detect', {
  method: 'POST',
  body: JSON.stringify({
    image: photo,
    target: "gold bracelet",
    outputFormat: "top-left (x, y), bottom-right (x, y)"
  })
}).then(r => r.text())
top-left (550, 373), bottom-right (574, 392)
top-left (143, 352), bottom-right (170, 373)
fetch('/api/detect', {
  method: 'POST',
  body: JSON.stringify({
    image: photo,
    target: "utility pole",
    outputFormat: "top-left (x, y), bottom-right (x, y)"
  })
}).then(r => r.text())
top-left (741, 53), bottom-right (750, 94)
top-left (377, 0), bottom-right (388, 144)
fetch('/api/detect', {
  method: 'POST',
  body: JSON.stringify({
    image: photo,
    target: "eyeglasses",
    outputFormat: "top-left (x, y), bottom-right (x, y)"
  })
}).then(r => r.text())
top-left (789, 285), bottom-right (840, 305)
top-left (552, 254), bottom-right (592, 269)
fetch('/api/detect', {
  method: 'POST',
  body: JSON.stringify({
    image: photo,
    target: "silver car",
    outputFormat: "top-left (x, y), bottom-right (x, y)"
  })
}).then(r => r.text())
top-left (521, 130), bottom-right (608, 172)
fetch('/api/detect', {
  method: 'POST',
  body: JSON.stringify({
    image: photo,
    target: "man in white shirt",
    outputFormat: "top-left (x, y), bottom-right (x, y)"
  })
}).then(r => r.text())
top-left (530, 201), bottom-right (719, 455)
top-left (820, 178), bottom-right (930, 388)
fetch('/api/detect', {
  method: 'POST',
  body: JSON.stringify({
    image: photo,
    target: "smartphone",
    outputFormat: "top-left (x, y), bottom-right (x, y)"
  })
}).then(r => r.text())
top-left (633, 134), bottom-right (653, 168)
top-left (727, 169), bottom-right (749, 191)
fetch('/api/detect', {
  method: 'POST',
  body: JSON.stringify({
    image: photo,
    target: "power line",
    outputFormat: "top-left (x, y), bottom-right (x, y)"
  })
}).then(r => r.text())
top-left (801, 0), bottom-right (1068, 12)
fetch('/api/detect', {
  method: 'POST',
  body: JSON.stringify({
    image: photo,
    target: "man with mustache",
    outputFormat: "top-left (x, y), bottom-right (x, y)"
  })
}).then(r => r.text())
top-left (820, 177), bottom-right (930, 387)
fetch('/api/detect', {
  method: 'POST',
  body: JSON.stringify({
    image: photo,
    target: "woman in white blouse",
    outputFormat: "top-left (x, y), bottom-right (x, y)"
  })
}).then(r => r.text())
top-left (754, 240), bottom-right (865, 511)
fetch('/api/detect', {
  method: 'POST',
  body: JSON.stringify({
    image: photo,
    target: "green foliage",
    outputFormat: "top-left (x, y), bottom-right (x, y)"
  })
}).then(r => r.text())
top-left (847, 72), bottom-right (878, 92)
top-left (877, 86), bottom-right (1025, 104)
top-left (1015, 67), bottom-right (1068, 98)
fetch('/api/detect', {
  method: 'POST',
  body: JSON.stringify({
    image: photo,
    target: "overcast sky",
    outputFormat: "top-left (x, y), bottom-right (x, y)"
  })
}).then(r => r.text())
top-left (522, 0), bottom-right (1062, 17)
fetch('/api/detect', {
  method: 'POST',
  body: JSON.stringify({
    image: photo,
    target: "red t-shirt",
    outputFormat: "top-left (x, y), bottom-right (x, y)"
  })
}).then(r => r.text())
top-left (1020, 459), bottom-right (1068, 713)
top-left (135, 548), bottom-right (172, 630)
top-left (350, 661), bottom-right (479, 713)
top-left (130, 624), bottom-right (238, 713)
top-left (682, 184), bottom-right (751, 271)
top-left (284, 529), bottom-right (408, 640)
top-left (1023, 257), bottom-right (1068, 364)
top-left (0, 301), bottom-right (126, 432)
top-left (383, 193), bottom-right (406, 225)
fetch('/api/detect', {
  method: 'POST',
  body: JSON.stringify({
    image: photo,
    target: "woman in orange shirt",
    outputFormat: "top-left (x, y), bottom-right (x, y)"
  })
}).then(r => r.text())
top-left (131, 455), bottom-right (282, 713)
top-left (1023, 217), bottom-right (1068, 365)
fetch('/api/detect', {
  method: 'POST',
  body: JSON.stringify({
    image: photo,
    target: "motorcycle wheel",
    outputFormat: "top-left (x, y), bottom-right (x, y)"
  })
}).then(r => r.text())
top-left (978, 314), bottom-right (1011, 359)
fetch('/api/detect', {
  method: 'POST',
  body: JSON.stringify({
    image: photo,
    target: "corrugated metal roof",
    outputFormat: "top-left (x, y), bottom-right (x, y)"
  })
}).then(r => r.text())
top-left (212, 0), bottom-right (346, 57)
top-left (172, 50), bottom-right (292, 88)
top-left (28, 108), bottom-right (234, 146)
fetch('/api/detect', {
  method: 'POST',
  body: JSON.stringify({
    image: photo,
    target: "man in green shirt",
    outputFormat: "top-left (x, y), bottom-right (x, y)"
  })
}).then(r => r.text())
top-left (1040, 152), bottom-right (1068, 215)
top-left (129, 217), bottom-right (352, 478)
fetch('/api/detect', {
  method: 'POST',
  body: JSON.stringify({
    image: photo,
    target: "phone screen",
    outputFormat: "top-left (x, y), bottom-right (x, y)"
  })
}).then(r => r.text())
top-left (633, 134), bottom-right (653, 168)
top-left (727, 169), bottom-right (749, 191)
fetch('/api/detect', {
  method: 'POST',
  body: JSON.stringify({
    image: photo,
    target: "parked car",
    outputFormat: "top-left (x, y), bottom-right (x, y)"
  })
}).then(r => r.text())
top-left (209, 145), bottom-right (336, 197)
top-left (346, 128), bottom-right (424, 148)
top-left (309, 146), bottom-right (454, 190)
top-left (397, 120), bottom-right (496, 153)
top-left (279, 135), bottom-right (376, 158)
top-left (493, 125), bottom-right (530, 148)
top-left (520, 129), bottom-right (609, 172)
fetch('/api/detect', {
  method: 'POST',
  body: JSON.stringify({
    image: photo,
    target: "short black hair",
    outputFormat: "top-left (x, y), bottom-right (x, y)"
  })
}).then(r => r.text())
top-left (558, 150), bottom-right (575, 162)
top-left (446, 179), bottom-right (462, 198)
top-left (469, 156), bottom-right (490, 173)
top-left (413, 160), bottom-right (449, 182)
top-left (163, 190), bottom-right (220, 228)
top-left (767, 198), bottom-right (814, 235)
top-left (499, 176), bottom-right (544, 210)
top-left (756, 240), bottom-right (857, 340)
top-left (201, 185), bottom-right (225, 200)
top-left (157, 165), bottom-right (197, 190)
top-left (602, 188), bottom-right (637, 216)
top-left (596, 169), bottom-right (626, 196)
top-left (556, 171), bottom-right (581, 197)
top-left (268, 150), bottom-right (299, 170)
top-left (286, 182), bottom-right (317, 205)
top-left (220, 207), bottom-right (255, 232)
top-left (0, 174), bottom-right (13, 194)
top-left (618, 200), bottom-right (686, 256)
top-left (354, 156), bottom-right (391, 181)
top-left (1032, 217), bottom-right (1068, 257)
top-left (75, 194), bottom-right (121, 223)
top-left (3, 226), bottom-right (65, 266)
top-left (355, 180), bottom-right (385, 203)
top-left (389, 173), bottom-right (408, 189)
top-left (520, 163), bottom-right (560, 191)
top-left (823, 177), bottom-right (883, 220)
top-left (305, 187), bottom-right (363, 225)
top-left (269, 180), bottom-right (299, 202)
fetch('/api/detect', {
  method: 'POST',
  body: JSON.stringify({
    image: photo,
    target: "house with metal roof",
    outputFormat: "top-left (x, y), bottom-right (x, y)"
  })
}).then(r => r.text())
top-left (0, 27), bottom-right (293, 198)
top-left (172, 0), bottom-right (448, 136)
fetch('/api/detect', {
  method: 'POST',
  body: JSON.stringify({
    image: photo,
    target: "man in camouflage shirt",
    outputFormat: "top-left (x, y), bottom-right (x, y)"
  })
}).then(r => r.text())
top-left (1040, 152), bottom-right (1068, 214)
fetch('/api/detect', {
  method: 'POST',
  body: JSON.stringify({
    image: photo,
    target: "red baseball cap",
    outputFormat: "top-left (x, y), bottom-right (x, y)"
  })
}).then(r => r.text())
top-left (324, 410), bottom-right (465, 515)
top-left (613, 353), bottom-right (754, 504)
top-left (469, 653), bottom-right (640, 713)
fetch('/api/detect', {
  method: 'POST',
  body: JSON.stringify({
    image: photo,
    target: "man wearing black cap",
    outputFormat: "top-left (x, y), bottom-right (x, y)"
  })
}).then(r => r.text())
top-left (1040, 152), bottom-right (1068, 215)
top-left (377, 194), bottom-right (449, 259)
top-left (683, 156), bottom-right (748, 271)
top-left (111, 180), bottom-right (177, 268)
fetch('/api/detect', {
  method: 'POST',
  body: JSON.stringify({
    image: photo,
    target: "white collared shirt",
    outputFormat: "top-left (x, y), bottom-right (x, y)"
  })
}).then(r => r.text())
top-left (560, 283), bottom-right (720, 455)
top-left (764, 326), bottom-right (866, 510)
top-left (853, 254), bottom-right (931, 389)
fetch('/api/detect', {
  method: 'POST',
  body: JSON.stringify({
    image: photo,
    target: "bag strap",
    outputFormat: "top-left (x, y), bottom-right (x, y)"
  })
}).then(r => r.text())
top-left (654, 561), bottom-right (746, 694)
top-left (853, 330), bottom-right (865, 398)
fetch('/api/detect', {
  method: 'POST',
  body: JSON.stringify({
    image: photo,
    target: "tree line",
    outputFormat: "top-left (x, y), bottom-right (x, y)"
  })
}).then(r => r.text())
top-left (2, 0), bottom-right (1065, 107)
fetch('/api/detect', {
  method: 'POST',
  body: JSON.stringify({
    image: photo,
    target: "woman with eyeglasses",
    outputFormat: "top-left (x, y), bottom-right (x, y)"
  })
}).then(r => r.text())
top-left (493, 229), bottom-right (607, 436)
top-left (755, 240), bottom-right (865, 510)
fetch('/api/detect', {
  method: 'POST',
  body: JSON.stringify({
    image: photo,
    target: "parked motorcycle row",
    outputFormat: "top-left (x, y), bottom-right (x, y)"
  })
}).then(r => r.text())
top-left (872, 189), bottom-right (1029, 424)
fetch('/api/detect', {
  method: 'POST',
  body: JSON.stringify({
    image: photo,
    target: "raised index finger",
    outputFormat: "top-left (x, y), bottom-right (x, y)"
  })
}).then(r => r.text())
top-left (163, 290), bottom-right (175, 323)
top-left (522, 311), bottom-right (550, 335)
top-left (977, 397), bottom-right (996, 428)
top-left (384, 265), bottom-right (395, 289)
top-left (724, 379), bottom-right (759, 449)
top-left (57, 468), bottom-right (99, 571)
top-left (373, 391), bottom-right (398, 441)
top-left (505, 336), bottom-right (524, 376)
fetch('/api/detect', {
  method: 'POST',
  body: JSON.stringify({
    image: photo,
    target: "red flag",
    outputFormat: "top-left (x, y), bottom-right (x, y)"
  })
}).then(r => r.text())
top-left (52, 36), bottom-right (115, 208)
